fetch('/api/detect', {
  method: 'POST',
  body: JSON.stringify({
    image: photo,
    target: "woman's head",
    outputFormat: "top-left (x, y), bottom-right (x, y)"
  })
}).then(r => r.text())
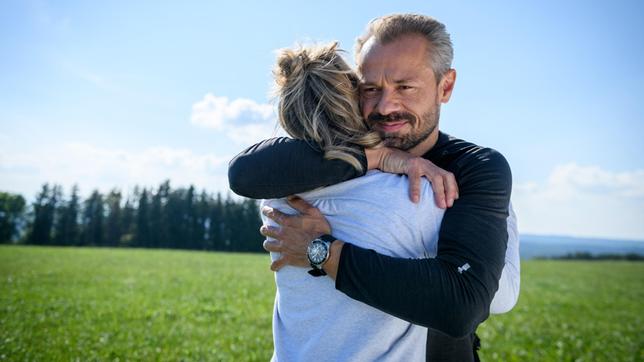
top-left (273, 42), bottom-right (381, 171)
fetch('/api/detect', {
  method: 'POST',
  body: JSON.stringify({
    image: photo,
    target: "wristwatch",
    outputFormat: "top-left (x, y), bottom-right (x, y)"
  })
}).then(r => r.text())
top-left (307, 234), bottom-right (336, 276)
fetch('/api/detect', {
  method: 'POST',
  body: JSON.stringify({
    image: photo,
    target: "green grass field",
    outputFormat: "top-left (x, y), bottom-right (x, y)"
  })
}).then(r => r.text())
top-left (1, 246), bottom-right (642, 361)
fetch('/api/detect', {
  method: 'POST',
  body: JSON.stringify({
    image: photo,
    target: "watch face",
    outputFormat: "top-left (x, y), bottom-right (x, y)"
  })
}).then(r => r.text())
top-left (308, 241), bottom-right (328, 264)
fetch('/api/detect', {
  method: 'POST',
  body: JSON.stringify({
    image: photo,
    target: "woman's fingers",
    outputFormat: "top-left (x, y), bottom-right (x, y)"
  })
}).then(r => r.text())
top-left (444, 172), bottom-right (458, 207)
top-left (409, 175), bottom-right (421, 204)
top-left (405, 158), bottom-right (458, 208)
top-left (429, 175), bottom-right (447, 208)
top-left (377, 149), bottom-right (459, 207)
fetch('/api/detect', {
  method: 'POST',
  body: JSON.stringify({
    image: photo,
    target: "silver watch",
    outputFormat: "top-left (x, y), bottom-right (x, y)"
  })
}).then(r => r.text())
top-left (307, 234), bottom-right (336, 276)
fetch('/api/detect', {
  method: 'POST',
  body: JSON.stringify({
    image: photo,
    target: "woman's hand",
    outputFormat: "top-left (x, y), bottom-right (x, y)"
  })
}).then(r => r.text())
top-left (366, 147), bottom-right (458, 207)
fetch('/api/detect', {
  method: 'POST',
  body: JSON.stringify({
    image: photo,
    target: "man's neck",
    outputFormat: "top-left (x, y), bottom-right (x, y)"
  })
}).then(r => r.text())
top-left (408, 129), bottom-right (440, 156)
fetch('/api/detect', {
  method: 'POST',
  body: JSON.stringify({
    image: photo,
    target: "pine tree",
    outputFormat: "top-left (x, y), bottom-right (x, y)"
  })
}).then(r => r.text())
top-left (120, 197), bottom-right (136, 247)
top-left (185, 186), bottom-right (197, 249)
top-left (82, 190), bottom-right (105, 246)
top-left (135, 189), bottom-right (150, 247)
top-left (209, 192), bottom-right (225, 251)
top-left (241, 199), bottom-right (263, 252)
top-left (0, 192), bottom-right (26, 243)
top-left (165, 187), bottom-right (183, 249)
top-left (29, 184), bottom-right (55, 245)
top-left (150, 181), bottom-right (170, 248)
top-left (53, 185), bottom-right (81, 246)
top-left (223, 194), bottom-right (240, 251)
top-left (194, 190), bottom-right (210, 250)
top-left (105, 189), bottom-right (122, 247)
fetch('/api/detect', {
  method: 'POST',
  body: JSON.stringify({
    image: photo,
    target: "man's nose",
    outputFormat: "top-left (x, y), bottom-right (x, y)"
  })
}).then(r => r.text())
top-left (374, 88), bottom-right (400, 116)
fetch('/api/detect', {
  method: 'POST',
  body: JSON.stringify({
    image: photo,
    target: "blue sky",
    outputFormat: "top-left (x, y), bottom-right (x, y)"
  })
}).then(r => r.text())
top-left (1, 0), bottom-right (643, 240)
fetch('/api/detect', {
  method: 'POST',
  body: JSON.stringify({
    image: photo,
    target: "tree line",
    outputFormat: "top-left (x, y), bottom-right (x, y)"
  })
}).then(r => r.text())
top-left (0, 181), bottom-right (265, 252)
top-left (538, 252), bottom-right (644, 261)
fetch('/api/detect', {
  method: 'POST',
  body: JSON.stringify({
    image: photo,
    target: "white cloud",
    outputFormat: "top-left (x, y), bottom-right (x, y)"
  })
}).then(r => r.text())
top-left (513, 163), bottom-right (644, 240)
top-left (191, 93), bottom-right (274, 129)
top-left (0, 143), bottom-right (231, 198)
top-left (190, 93), bottom-right (284, 146)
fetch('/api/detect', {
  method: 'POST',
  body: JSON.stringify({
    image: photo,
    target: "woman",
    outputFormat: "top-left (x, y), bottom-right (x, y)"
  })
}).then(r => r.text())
top-left (259, 42), bottom-right (519, 361)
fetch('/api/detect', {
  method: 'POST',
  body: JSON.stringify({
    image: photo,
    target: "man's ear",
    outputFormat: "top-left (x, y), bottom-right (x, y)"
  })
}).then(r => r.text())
top-left (438, 69), bottom-right (456, 103)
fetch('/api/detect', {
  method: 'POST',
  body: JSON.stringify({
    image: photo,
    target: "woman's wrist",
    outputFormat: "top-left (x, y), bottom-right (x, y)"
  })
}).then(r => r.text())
top-left (365, 147), bottom-right (388, 170)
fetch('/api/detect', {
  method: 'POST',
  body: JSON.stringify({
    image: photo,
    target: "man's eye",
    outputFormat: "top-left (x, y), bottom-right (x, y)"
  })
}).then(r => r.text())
top-left (399, 85), bottom-right (413, 90)
top-left (362, 87), bottom-right (379, 95)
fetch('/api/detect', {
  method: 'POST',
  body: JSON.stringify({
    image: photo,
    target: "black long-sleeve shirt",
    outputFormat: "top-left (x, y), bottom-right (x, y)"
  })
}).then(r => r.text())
top-left (228, 131), bottom-right (512, 338)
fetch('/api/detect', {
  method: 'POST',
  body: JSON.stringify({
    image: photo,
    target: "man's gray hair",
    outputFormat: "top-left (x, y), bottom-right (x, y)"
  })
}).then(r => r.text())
top-left (355, 14), bottom-right (454, 82)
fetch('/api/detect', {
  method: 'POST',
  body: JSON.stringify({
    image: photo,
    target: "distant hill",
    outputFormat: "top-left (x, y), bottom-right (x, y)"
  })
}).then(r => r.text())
top-left (519, 234), bottom-right (644, 259)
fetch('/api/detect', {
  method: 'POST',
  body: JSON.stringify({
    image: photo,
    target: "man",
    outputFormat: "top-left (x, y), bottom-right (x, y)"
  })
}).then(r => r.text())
top-left (229, 14), bottom-right (515, 361)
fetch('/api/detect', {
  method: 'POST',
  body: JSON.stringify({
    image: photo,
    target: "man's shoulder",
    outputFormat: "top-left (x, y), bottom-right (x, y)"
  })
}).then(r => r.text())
top-left (429, 132), bottom-right (512, 192)
top-left (430, 133), bottom-right (509, 171)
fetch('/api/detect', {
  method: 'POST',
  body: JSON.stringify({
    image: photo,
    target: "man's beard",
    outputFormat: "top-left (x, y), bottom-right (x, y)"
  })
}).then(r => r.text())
top-left (368, 108), bottom-right (439, 151)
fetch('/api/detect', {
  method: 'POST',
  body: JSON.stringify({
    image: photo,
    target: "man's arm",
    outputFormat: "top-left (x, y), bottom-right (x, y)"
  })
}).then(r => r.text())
top-left (228, 137), bottom-right (366, 199)
top-left (334, 150), bottom-right (512, 337)
top-left (262, 149), bottom-right (512, 338)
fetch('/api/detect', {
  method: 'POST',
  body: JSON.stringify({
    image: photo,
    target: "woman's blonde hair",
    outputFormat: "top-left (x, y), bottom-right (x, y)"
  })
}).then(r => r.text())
top-left (273, 42), bottom-right (381, 171)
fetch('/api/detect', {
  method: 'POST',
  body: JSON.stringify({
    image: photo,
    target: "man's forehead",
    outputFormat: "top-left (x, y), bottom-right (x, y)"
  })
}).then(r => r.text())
top-left (358, 58), bottom-right (433, 84)
top-left (357, 34), bottom-right (432, 81)
top-left (356, 36), bottom-right (383, 75)
top-left (357, 36), bottom-right (379, 63)
top-left (358, 70), bottom-right (423, 84)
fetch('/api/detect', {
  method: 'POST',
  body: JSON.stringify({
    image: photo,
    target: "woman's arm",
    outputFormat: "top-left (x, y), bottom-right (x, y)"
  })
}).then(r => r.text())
top-left (229, 137), bottom-right (458, 206)
top-left (228, 137), bottom-right (366, 199)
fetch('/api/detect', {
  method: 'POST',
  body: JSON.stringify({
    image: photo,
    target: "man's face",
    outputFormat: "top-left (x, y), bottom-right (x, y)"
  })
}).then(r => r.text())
top-left (358, 34), bottom-right (455, 155)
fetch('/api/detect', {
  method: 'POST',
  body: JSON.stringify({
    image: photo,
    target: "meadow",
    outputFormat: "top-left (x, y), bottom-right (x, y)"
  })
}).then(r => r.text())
top-left (0, 246), bottom-right (642, 361)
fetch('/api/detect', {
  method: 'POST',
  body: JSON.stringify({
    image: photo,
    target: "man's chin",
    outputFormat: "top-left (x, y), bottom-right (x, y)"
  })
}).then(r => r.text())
top-left (383, 134), bottom-right (425, 151)
top-left (382, 137), bottom-right (406, 149)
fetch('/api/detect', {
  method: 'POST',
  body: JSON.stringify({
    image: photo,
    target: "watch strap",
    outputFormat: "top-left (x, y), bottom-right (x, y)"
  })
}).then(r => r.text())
top-left (318, 234), bottom-right (336, 243)
top-left (308, 268), bottom-right (327, 276)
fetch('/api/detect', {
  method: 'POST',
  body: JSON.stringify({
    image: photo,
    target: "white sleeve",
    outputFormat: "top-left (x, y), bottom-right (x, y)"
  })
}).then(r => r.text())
top-left (489, 203), bottom-right (521, 314)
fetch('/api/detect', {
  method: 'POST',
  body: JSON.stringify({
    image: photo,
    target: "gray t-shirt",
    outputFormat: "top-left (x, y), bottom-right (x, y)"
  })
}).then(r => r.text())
top-left (261, 170), bottom-right (519, 361)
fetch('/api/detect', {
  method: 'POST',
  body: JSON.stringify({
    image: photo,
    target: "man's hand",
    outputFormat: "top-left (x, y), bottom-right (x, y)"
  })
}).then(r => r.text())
top-left (260, 196), bottom-right (331, 272)
top-left (366, 147), bottom-right (459, 207)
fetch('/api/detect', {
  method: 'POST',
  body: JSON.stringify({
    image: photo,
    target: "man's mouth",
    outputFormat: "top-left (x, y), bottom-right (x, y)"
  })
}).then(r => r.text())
top-left (377, 121), bottom-right (407, 133)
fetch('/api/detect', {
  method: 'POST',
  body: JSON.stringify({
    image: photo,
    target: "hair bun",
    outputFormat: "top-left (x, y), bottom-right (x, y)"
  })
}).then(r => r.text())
top-left (274, 48), bottom-right (309, 87)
